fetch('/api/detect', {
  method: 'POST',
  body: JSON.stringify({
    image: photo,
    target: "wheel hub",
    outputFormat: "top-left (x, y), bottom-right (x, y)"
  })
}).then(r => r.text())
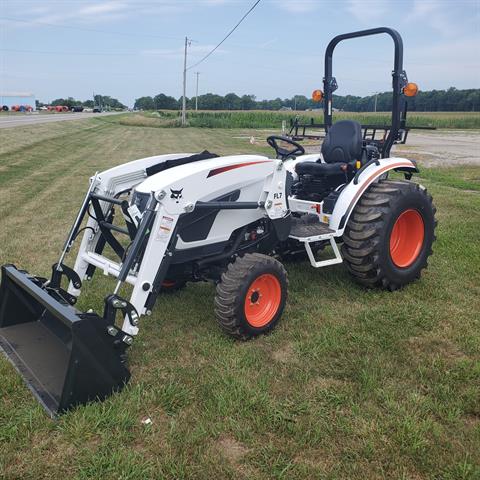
top-left (390, 209), bottom-right (425, 268)
top-left (244, 274), bottom-right (281, 328)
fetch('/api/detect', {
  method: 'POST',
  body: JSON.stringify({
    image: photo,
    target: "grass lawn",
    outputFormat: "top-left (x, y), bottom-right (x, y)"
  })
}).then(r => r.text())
top-left (0, 119), bottom-right (479, 480)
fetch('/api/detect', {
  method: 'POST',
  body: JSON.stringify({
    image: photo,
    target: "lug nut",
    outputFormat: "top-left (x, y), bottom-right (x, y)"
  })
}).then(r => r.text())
top-left (112, 299), bottom-right (127, 308)
top-left (130, 311), bottom-right (139, 326)
top-left (107, 326), bottom-right (118, 336)
top-left (123, 335), bottom-right (133, 345)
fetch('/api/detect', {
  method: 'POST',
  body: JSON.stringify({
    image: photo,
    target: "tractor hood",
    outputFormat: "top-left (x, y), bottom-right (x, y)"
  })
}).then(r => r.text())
top-left (134, 154), bottom-right (271, 196)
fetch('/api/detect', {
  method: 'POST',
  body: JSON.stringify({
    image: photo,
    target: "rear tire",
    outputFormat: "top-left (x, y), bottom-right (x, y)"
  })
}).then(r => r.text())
top-left (342, 180), bottom-right (436, 291)
top-left (215, 253), bottom-right (288, 340)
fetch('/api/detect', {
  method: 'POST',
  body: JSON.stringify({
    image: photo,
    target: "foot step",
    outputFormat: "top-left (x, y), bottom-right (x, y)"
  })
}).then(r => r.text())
top-left (289, 217), bottom-right (334, 241)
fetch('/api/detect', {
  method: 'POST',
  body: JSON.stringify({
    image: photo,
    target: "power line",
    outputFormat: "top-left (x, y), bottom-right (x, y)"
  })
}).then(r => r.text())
top-left (186, 0), bottom-right (262, 71)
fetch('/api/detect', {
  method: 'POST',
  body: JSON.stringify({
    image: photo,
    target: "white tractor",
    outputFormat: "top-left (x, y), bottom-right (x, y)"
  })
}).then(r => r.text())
top-left (0, 27), bottom-right (436, 416)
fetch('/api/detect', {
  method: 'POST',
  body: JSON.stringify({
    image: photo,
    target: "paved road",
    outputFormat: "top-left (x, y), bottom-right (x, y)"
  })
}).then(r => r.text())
top-left (0, 111), bottom-right (122, 129)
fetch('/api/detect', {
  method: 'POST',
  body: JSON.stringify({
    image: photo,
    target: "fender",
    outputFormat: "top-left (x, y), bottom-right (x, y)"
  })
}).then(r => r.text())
top-left (329, 157), bottom-right (418, 234)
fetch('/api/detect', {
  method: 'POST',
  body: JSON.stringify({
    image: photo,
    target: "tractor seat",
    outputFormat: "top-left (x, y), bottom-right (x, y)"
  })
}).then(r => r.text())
top-left (295, 120), bottom-right (363, 178)
top-left (295, 161), bottom-right (347, 176)
top-left (321, 120), bottom-right (363, 163)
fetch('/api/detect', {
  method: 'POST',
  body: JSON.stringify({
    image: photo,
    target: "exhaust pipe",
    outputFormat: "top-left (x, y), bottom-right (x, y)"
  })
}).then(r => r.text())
top-left (0, 265), bottom-right (131, 417)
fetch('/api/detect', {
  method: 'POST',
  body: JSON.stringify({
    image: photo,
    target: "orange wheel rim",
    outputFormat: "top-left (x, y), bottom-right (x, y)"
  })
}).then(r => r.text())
top-left (390, 209), bottom-right (425, 268)
top-left (244, 273), bottom-right (281, 328)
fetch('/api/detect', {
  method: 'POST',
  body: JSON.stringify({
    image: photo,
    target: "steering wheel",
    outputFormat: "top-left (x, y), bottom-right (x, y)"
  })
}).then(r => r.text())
top-left (266, 135), bottom-right (305, 160)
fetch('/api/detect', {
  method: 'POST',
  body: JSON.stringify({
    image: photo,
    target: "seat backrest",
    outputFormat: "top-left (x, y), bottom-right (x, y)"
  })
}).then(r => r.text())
top-left (321, 120), bottom-right (363, 164)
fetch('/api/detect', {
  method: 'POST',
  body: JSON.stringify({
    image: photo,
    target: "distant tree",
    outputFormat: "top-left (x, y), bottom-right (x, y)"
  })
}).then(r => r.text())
top-left (240, 94), bottom-right (256, 110)
top-left (198, 93), bottom-right (225, 110)
top-left (92, 94), bottom-right (126, 110)
top-left (51, 97), bottom-right (78, 108)
top-left (132, 88), bottom-right (479, 113)
top-left (154, 94), bottom-right (179, 110)
top-left (134, 96), bottom-right (155, 110)
top-left (224, 93), bottom-right (242, 110)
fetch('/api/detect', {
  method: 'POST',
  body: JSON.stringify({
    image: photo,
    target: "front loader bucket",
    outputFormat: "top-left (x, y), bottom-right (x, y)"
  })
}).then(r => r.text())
top-left (0, 265), bottom-right (130, 417)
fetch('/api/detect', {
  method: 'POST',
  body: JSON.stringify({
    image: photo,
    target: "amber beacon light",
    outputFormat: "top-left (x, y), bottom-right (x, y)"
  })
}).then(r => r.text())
top-left (403, 82), bottom-right (419, 97)
top-left (312, 89), bottom-right (324, 102)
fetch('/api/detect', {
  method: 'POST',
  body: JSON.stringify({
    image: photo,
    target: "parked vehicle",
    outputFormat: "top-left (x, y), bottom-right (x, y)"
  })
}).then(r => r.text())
top-left (0, 27), bottom-right (437, 417)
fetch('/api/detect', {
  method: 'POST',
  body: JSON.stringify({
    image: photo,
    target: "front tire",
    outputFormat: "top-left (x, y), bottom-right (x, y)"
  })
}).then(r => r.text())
top-left (214, 253), bottom-right (288, 340)
top-left (342, 180), bottom-right (437, 291)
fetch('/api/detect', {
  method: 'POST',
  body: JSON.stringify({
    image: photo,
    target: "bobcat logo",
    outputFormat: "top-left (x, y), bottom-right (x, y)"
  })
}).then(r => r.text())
top-left (170, 188), bottom-right (183, 201)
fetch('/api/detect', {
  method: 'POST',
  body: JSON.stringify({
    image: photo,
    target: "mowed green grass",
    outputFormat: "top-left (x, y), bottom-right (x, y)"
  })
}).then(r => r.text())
top-left (0, 119), bottom-right (479, 480)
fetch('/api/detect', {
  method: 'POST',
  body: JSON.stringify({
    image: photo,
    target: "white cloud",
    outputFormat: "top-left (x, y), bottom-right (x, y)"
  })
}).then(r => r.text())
top-left (407, 0), bottom-right (478, 38)
top-left (274, 0), bottom-right (319, 13)
top-left (29, 1), bottom-right (130, 25)
top-left (406, 37), bottom-right (480, 89)
top-left (79, 2), bottom-right (128, 16)
top-left (346, 0), bottom-right (389, 22)
top-left (3, 0), bottom-right (242, 29)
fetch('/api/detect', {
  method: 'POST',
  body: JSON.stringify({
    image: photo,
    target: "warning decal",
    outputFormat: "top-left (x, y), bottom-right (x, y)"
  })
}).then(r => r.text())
top-left (156, 216), bottom-right (174, 242)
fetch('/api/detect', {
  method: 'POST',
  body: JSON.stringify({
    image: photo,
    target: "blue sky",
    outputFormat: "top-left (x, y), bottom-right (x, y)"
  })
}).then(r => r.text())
top-left (1, 0), bottom-right (479, 106)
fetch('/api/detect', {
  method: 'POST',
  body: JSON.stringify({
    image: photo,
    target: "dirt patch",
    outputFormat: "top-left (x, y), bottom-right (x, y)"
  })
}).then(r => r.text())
top-left (464, 414), bottom-right (480, 429)
top-left (308, 376), bottom-right (351, 391)
top-left (305, 130), bottom-right (480, 167)
top-left (394, 130), bottom-right (480, 167)
top-left (407, 336), bottom-right (467, 362)
top-left (294, 449), bottom-right (335, 472)
top-left (272, 342), bottom-right (298, 364)
top-left (216, 435), bottom-right (249, 463)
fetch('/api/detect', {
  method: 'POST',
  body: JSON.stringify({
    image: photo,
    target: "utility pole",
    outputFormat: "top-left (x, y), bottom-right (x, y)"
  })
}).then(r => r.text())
top-left (195, 72), bottom-right (200, 111)
top-left (181, 36), bottom-right (191, 126)
top-left (374, 92), bottom-right (379, 113)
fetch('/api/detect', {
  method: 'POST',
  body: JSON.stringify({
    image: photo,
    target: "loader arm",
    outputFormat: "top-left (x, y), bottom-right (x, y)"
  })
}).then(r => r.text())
top-left (0, 152), bottom-right (288, 416)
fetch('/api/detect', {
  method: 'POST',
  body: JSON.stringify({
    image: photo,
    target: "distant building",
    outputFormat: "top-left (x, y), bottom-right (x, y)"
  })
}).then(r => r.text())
top-left (0, 92), bottom-right (36, 111)
top-left (279, 106), bottom-right (293, 111)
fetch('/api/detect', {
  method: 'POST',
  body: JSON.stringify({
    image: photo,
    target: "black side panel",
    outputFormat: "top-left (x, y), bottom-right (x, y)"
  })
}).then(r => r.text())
top-left (171, 241), bottom-right (230, 265)
top-left (271, 213), bottom-right (292, 241)
top-left (177, 190), bottom-right (240, 242)
top-left (145, 150), bottom-right (219, 177)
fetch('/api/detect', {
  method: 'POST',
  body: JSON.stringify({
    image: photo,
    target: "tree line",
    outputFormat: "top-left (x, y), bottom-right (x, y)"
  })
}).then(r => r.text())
top-left (37, 95), bottom-right (126, 110)
top-left (134, 88), bottom-right (480, 112)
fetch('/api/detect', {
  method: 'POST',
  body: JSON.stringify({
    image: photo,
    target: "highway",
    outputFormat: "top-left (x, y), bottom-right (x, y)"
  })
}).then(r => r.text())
top-left (0, 111), bottom-right (122, 129)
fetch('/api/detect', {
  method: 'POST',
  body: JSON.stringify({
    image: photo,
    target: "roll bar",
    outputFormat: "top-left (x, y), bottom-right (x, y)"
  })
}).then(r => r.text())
top-left (323, 27), bottom-right (409, 158)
